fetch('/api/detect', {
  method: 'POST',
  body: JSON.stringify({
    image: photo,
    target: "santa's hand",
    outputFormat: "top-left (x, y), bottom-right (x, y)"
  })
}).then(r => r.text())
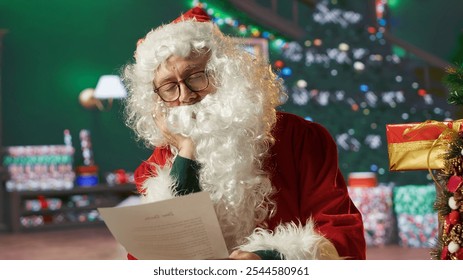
top-left (228, 250), bottom-right (262, 260)
top-left (153, 113), bottom-right (195, 159)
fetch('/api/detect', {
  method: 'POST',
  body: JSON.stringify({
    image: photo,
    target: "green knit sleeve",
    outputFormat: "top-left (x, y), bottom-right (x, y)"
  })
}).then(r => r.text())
top-left (169, 155), bottom-right (201, 195)
top-left (253, 250), bottom-right (284, 260)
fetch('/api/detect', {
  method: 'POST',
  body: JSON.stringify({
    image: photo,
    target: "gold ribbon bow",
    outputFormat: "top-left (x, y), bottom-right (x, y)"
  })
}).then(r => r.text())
top-left (403, 120), bottom-right (461, 190)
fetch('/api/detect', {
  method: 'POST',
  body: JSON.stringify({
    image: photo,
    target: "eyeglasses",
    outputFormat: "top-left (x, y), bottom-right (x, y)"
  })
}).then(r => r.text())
top-left (154, 71), bottom-right (209, 102)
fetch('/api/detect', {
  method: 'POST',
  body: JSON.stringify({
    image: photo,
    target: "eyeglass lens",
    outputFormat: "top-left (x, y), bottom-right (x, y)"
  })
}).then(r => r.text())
top-left (156, 71), bottom-right (208, 102)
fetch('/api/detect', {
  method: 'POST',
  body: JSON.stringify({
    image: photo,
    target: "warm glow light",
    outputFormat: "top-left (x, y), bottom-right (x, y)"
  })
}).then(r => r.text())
top-left (94, 75), bottom-right (127, 99)
top-left (79, 75), bottom-right (127, 111)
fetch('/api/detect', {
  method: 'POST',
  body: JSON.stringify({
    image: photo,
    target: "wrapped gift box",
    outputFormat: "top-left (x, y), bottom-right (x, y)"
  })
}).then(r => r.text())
top-left (386, 121), bottom-right (462, 171)
top-left (393, 185), bottom-right (436, 215)
top-left (348, 172), bottom-right (377, 187)
top-left (396, 213), bottom-right (438, 248)
top-left (393, 185), bottom-right (438, 247)
top-left (348, 186), bottom-right (395, 246)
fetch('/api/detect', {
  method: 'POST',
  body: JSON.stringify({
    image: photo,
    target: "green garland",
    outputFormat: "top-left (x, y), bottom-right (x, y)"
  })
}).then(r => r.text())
top-left (445, 63), bottom-right (463, 105)
top-left (429, 62), bottom-right (463, 260)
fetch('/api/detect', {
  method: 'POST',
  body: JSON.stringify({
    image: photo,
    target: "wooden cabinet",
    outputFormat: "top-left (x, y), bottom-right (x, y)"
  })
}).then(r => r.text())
top-left (7, 183), bottom-right (136, 232)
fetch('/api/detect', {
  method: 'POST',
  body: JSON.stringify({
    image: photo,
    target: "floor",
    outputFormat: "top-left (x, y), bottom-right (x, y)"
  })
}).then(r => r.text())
top-left (0, 225), bottom-right (433, 260)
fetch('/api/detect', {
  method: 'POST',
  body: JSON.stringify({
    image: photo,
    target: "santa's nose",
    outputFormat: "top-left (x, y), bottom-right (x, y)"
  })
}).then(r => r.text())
top-left (178, 83), bottom-right (198, 104)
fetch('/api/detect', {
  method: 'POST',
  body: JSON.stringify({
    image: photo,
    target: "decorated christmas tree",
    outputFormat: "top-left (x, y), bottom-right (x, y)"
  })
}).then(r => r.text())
top-left (187, 0), bottom-right (455, 186)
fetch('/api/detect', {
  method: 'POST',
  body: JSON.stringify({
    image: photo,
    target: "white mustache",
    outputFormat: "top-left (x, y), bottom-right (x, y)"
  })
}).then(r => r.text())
top-left (164, 93), bottom-right (222, 136)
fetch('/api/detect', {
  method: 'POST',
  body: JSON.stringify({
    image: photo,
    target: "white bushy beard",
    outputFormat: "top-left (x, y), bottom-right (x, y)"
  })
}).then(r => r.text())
top-left (164, 89), bottom-right (274, 250)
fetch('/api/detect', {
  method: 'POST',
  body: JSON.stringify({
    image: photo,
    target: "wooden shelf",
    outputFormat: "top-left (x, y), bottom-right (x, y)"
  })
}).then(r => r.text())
top-left (12, 183), bottom-right (136, 196)
top-left (7, 183), bottom-right (137, 232)
top-left (20, 202), bottom-right (120, 216)
top-left (18, 220), bottom-right (105, 232)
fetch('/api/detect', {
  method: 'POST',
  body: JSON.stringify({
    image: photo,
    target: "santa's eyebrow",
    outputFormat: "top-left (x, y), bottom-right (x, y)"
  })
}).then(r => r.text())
top-left (183, 64), bottom-right (202, 72)
top-left (155, 63), bottom-right (205, 86)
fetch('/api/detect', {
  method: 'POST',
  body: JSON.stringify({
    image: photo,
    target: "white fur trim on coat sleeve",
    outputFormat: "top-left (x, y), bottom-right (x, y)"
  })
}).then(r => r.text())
top-left (139, 164), bottom-right (178, 203)
top-left (237, 219), bottom-right (341, 260)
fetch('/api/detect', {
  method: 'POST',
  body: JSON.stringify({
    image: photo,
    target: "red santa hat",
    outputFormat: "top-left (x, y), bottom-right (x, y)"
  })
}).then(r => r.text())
top-left (136, 7), bottom-right (212, 48)
top-left (172, 6), bottom-right (211, 23)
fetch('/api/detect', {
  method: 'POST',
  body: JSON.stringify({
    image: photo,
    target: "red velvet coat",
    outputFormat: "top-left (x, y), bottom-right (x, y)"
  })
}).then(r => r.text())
top-left (134, 112), bottom-right (366, 259)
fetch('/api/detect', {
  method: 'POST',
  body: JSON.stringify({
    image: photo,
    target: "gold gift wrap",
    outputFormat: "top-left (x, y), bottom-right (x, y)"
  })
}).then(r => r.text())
top-left (388, 140), bottom-right (447, 170)
top-left (386, 121), bottom-right (462, 171)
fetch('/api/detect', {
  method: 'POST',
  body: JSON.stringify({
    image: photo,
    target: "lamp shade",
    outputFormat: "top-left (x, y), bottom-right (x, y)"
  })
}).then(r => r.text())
top-left (93, 75), bottom-right (127, 99)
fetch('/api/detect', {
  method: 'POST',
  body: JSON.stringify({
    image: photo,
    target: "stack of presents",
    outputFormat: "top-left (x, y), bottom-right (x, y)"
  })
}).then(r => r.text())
top-left (349, 120), bottom-right (463, 259)
top-left (348, 174), bottom-right (438, 248)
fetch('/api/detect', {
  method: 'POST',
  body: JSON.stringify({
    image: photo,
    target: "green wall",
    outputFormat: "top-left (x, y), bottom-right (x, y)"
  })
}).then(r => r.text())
top-left (1, 0), bottom-right (463, 178)
top-left (0, 0), bottom-right (190, 175)
top-left (387, 0), bottom-right (463, 63)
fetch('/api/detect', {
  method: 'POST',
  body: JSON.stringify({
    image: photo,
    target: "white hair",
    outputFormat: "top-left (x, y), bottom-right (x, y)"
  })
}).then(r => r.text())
top-left (122, 19), bottom-right (287, 247)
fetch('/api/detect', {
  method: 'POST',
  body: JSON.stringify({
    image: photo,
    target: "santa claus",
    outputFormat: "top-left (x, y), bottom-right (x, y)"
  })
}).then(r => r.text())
top-left (123, 6), bottom-right (366, 260)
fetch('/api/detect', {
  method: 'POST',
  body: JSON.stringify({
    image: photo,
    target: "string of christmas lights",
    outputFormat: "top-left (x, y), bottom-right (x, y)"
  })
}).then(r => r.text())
top-left (191, 0), bottom-right (288, 51)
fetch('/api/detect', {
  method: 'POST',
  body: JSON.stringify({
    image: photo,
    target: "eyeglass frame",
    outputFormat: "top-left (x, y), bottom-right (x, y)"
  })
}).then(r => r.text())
top-left (153, 70), bottom-right (210, 102)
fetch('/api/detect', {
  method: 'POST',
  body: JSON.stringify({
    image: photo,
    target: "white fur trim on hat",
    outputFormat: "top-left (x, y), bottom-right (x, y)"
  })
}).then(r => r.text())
top-left (140, 164), bottom-right (178, 203)
top-left (237, 219), bottom-right (341, 260)
top-left (135, 20), bottom-right (218, 77)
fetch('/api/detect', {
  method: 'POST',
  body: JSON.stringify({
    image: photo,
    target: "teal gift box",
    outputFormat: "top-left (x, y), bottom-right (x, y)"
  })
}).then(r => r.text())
top-left (393, 185), bottom-right (438, 247)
